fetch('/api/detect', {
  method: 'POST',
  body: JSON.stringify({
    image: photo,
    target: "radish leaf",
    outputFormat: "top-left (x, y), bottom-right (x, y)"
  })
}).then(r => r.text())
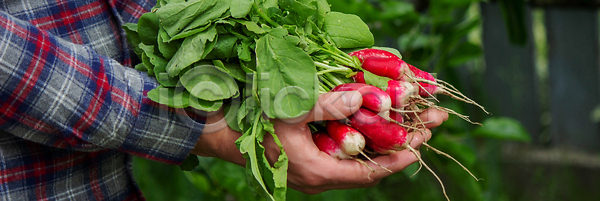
top-left (256, 30), bottom-right (317, 119)
top-left (138, 12), bottom-right (160, 45)
top-left (231, 0), bottom-right (253, 18)
top-left (323, 12), bottom-right (374, 48)
top-left (147, 86), bottom-right (190, 108)
top-left (179, 65), bottom-right (239, 101)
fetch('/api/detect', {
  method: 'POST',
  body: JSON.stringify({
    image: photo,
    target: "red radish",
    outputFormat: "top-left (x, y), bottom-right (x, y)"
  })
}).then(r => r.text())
top-left (386, 79), bottom-right (417, 108)
top-left (349, 48), bottom-right (399, 63)
top-left (324, 119), bottom-right (392, 173)
top-left (349, 108), bottom-right (480, 201)
top-left (326, 120), bottom-right (365, 156)
top-left (402, 64), bottom-right (490, 114)
top-left (349, 108), bottom-right (409, 151)
top-left (361, 57), bottom-right (408, 80)
top-left (389, 110), bottom-right (404, 124)
top-left (312, 131), bottom-right (352, 160)
top-left (331, 83), bottom-right (391, 113)
top-left (402, 64), bottom-right (439, 97)
top-left (349, 108), bottom-right (451, 200)
top-left (365, 137), bottom-right (395, 155)
top-left (353, 70), bottom-right (416, 108)
top-left (352, 71), bottom-right (366, 83)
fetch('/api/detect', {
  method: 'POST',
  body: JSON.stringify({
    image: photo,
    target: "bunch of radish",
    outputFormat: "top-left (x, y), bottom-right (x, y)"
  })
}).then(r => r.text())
top-left (313, 48), bottom-right (485, 201)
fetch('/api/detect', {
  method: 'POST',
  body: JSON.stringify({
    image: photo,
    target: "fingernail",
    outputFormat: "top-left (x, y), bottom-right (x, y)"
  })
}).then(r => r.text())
top-left (342, 91), bottom-right (362, 109)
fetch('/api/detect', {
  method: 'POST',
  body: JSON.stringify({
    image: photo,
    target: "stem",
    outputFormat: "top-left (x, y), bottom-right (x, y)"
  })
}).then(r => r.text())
top-left (324, 72), bottom-right (345, 86)
top-left (314, 61), bottom-right (353, 75)
top-left (253, 3), bottom-right (280, 27)
top-left (316, 69), bottom-right (348, 75)
top-left (306, 36), bottom-right (361, 69)
top-left (319, 74), bottom-right (336, 89)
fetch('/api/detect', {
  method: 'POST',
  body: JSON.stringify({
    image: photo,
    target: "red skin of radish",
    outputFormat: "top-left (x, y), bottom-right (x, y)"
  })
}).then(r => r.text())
top-left (361, 57), bottom-right (408, 80)
top-left (386, 79), bottom-right (417, 108)
top-left (331, 83), bottom-right (391, 113)
top-left (404, 64), bottom-right (441, 97)
top-left (326, 120), bottom-right (366, 156)
top-left (365, 137), bottom-right (395, 155)
top-left (349, 108), bottom-right (409, 151)
top-left (353, 73), bottom-right (416, 108)
top-left (349, 48), bottom-right (399, 63)
top-left (312, 131), bottom-right (352, 160)
top-left (352, 71), bottom-right (366, 83)
top-left (389, 110), bottom-right (404, 124)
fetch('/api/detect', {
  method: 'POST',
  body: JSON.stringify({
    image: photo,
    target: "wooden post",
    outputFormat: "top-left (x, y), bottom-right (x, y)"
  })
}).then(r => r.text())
top-left (480, 3), bottom-right (542, 141)
top-left (545, 8), bottom-right (600, 152)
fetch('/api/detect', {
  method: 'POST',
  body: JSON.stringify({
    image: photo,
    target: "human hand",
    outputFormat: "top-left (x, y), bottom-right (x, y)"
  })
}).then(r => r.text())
top-left (191, 91), bottom-right (448, 194)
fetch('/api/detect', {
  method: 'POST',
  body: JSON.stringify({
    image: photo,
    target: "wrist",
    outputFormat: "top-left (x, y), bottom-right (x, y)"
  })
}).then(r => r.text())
top-left (191, 109), bottom-right (245, 166)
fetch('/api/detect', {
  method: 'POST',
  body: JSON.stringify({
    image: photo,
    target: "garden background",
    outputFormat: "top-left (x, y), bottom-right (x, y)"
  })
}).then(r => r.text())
top-left (132, 0), bottom-right (600, 200)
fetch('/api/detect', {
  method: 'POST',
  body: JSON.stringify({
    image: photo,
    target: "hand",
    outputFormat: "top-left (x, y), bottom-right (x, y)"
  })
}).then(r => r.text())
top-left (191, 91), bottom-right (449, 194)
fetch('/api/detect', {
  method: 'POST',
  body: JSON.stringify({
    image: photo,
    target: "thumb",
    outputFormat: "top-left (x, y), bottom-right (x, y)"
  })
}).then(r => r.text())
top-left (282, 91), bottom-right (362, 124)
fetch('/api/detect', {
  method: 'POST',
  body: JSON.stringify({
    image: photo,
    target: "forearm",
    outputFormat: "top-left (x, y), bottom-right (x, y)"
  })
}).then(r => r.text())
top-left (0, 11), bottom-right (203, 164)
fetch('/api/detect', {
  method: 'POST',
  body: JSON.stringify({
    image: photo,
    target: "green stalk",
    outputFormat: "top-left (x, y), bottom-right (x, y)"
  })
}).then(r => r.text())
top-left (253, 3), bottom-right (280, 27)
top-left (324, 72), bottom-right (345, 86)
top-left (319, 74), bottom-right (336, 90)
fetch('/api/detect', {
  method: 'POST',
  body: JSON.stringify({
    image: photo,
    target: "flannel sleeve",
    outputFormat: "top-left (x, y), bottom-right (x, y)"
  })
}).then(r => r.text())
top-left (0, 10), bottom-right (204, 165)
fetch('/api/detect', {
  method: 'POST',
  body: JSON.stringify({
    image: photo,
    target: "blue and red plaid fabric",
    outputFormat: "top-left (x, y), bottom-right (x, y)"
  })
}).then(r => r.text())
top-left (0, 0), bottom-right (206, 200)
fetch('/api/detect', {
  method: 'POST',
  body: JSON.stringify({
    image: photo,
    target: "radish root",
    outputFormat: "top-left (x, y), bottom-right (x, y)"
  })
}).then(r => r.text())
top-left (354, 158), bottom-right (376, 180)
top-left (359, 150), bottom-right (392, 173)
top-left (422, 142), bottom-right (481, 181)
top-left (405, 145), bottom-right (449, 201)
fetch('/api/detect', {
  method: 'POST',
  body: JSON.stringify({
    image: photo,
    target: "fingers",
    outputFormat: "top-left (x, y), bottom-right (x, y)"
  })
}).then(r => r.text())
top-left (409, 108), bottom-right (449, 128)
top-left (281, 91), bottom-right (362, 124)
top-left (316, 129), bottom-right (432, 186)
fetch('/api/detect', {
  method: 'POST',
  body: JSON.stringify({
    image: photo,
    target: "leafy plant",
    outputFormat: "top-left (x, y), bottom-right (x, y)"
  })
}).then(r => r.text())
top-left (131, 0), bottom-right (532, 200)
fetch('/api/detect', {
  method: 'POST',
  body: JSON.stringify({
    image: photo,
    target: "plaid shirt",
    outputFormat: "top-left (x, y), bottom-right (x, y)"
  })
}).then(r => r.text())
top-left (0, 0), bottom-right (206, 200)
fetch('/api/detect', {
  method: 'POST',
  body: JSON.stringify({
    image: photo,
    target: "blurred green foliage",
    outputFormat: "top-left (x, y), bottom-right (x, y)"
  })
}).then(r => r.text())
top-left (133, 0), bottom-right (532, 200)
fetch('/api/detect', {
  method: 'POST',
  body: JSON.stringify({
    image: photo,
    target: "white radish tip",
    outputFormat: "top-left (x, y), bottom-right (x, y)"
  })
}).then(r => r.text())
top-left (341, 132), bottom-right (366, 156)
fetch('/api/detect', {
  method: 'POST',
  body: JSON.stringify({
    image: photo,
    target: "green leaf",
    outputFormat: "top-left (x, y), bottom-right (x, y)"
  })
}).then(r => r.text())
top-left (237, 97), bottom-right (256, 131)
top-left (183, 171), bottom-right (212, 193)
top-left (231, 0), bottom-right (253, 18)
top-left (141, 52), bottom-right (155, 76)
top-left (235, 110), bottom-right (276, 201)
top-left (134, 63), bottom-right (147, 72)
top-left (371, 46), bottom-right (403, 60)
top-left (224, 102), bottom-right (242, 132)
top-left (212, 60), bottom-right (247, 82)
top-left (472, 117), bottom-right (531, 142)
top-left (155, 0), bottom-right (219, 38)
top-left (262, 119), bottom-right (288, 201)
top-left (189, 98), bottom-right (223, 112)
top-left (166, 26), bottom-right (217, 76)
top-left (153, 59), bottom-right (179, 87)
top-left (138, 12), bottom-right (160, 45)
top-left (237, 20), bottom-right (267, 35)
top-left (322, 12), bottom-right (374, 48)
top-left (237, 39), bottom-right (254, 62)
top-left (256, 31), bottom-right (317, 119)
top-left (179, 64), bottom-right (239, 101)
top-left (175, 0), bottom-right (231, 39)
top-left (448, 42), bottom-right (482, 67)
top-left (169, 23), bottom-right (214, 42)
top-left (122, 23), bottom-right (143, 56)
top-left (157, 28), bottom-right (181, 59)
top-left (204, 34), bottom-right (239, 60)
top-left (315, 0), bottom-right (330, 28)
top-left (179, 155), bottom-right (199, 171)
top-left (363, 70), bottom-right (391, 90)
top-left (147, 86), bottom-right (190, 108)
top-left (279, 0), bottom-right (319, 25)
